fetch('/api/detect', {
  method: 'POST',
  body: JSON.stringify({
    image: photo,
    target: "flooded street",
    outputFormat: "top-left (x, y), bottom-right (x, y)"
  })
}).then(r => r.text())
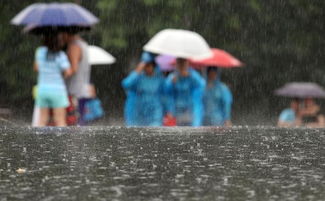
top-left (0, 126), bottom-right (324, 201)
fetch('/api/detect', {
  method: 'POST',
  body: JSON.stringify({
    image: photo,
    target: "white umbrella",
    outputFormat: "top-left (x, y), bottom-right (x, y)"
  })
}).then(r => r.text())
top-left (88, 45), bottom-right (116, 65)
top-left (143, 29), bottom-right (212, 59)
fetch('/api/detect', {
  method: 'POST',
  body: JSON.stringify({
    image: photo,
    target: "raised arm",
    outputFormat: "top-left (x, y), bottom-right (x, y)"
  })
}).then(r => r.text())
top-left (121, 63), bottom-right (145, 90)
top-left (33, 62), bottom-right (38, 72)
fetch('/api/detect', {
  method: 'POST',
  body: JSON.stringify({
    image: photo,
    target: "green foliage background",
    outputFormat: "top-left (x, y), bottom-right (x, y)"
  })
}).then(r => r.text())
top-left (1, 0), bottom-right (325, 124)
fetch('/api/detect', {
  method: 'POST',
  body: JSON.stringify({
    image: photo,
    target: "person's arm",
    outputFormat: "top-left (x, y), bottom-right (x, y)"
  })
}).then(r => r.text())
top-left (164, 73), bottom-right (177, 92)
top-left (317, 115), bottom-right (325, 127)
top-left (121, 63), bottom-right (145, 90)
top-left (192, 76), bottom-right (206, 127)
top-left (64, 68), bottom-right (73, 78)
top-left (67, 43), bottom-right (82, 74)
top-left (33, 62), bottom-right (38, 72)
top-left (33, 48), bottom-right (41, 72)
top-left (134, 62), bottom-right (145, 73)
top-left (58, 51), bottom-right (73, 78)
top-left (277, 121), bottom-right (293, 128)
top-left (222, 84), bottom-right (233, 127)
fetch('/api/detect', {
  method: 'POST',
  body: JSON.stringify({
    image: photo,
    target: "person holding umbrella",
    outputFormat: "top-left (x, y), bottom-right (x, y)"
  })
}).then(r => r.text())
top-left (122, 52), bottom-right (165, 126)
top-left (11, 2), bottom-right (99, 126)
top-left (143, 29), bottom-right (212, 126)
top-left (33, 32), bottom-right (72, 126)
top-left (275, 82), bottom-right (325, 128)
top-left (189, 48), bottom-right (242, 127)
top-left (299, 98), bottom-right (325, 128)
top-left (164, 58), bottom-right (206, 126)
top-left (277, 99), bottom-right (301, 127)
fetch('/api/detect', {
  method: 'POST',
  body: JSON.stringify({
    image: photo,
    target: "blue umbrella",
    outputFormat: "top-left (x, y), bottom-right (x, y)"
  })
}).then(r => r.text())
top-left (11, 3), bottom-right (99, 27)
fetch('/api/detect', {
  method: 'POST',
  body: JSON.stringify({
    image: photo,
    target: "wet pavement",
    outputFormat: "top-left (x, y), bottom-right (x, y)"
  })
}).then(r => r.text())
top-left (0, 126), bottom-right (324, 201)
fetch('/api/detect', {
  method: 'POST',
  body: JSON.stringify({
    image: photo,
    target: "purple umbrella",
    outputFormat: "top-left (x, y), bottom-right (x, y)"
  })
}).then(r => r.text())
top-left (11, 3), bottom-right (98, 27)
top-left (155, 55), bottom-right (175, 72)
top-left (275, 82), bottom-right (325, 98)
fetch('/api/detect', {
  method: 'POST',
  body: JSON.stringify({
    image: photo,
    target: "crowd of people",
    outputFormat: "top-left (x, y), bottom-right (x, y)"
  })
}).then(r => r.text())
top-left (10, 3), bottom-right (325, 128)
top-left (32, 33), bottom-right (325, 128)
top-left (122, 52), bottom-right (233, 127)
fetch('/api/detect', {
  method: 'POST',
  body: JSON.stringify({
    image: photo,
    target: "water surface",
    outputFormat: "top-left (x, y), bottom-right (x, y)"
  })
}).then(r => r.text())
top-left (0, 126), bottom-right (324, 201)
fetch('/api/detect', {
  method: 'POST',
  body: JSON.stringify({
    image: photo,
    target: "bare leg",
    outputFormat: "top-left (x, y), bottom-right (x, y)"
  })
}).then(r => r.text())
top-left (53, 107), bottom-right (67, 127)
top-left (38, 108), bottom-right (50, 127)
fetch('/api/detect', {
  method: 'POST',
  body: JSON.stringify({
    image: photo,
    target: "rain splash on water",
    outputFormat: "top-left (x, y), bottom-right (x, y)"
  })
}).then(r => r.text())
top-left (0, 126), bottom-right (324, 200)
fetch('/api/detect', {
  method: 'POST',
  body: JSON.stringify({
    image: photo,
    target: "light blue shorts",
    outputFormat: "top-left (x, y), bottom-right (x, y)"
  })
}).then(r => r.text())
top-left (36, 91), bottom-right (69, 108)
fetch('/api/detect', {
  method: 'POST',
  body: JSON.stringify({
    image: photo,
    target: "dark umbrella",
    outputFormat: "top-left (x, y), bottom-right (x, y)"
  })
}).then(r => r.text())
top-left (11, 2), bottom-right (98, 27)
top-left (23, 25), bottom-right (91, 35)
top-left (275, 82), bottom-right (325, 98)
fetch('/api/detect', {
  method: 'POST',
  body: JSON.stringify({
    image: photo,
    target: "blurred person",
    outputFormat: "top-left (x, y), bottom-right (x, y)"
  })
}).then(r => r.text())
top-left (33, 33), bottom-right (72, 127)
top-left (299, 98), bottom-right (325, 128)
top-left (63, 30), bottom-right (91, 125)
top-left (203, 67), bottom-right (233, 127)
top-left (122, 52), bottom-right (165, 126)
top-left (277, 99), bottom-right (301, 127)
top-left (123, 52), bottom-right (150, 126)
top-left (165, 58), bottom-right (206, 126)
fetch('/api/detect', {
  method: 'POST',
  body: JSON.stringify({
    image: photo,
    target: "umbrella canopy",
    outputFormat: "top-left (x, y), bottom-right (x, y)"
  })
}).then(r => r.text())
top-left (155, 55), bottom-right (175, 72)
top-left (88, 46), bottom-right (116, 65)
top-left (189, 48), bottom-right (243, 68)
top-left (143, 29), bottom-right (212, 59)
top-left (23, 25), bottom-right (91, 35)
top-left (275, 82), bottom-right (325, 98)
top-left (11, 3), bottom-right (98, 27)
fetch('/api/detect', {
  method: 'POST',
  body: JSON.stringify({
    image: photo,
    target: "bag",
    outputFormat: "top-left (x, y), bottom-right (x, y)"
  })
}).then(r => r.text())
top-left (83, 98), bottom-right (104, 122)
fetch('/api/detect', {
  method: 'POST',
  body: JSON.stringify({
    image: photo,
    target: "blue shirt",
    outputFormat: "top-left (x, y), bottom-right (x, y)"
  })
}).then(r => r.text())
top-left (35, 47), bottom-right (70, 93)
top-left (279, 108), bottom-right (296, 123)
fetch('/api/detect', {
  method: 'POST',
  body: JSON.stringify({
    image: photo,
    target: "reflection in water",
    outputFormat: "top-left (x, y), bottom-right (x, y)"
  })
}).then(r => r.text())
top-left (0, 126), bottom-right (324, 200)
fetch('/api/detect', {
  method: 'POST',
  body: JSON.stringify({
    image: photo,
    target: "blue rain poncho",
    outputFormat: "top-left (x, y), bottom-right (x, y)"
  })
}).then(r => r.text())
top-left (122, 71), bottom-right (165, 126)
top-left (165, 69), bottom-right (206, 126)
top-left (203, 81), bottom-right (233, 126)
top-left (124, 90), bottom-right (137, 126)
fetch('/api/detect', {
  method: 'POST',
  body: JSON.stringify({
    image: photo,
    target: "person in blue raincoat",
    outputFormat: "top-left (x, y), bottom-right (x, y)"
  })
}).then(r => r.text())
top-left (165, 58), bottom-right (206, 126)
top-left (202, 67), bottom-right (233, 126)
top-left (277, 99), bottom-right (300, 127)
top-left (122, 52), bottom-right (164, 126)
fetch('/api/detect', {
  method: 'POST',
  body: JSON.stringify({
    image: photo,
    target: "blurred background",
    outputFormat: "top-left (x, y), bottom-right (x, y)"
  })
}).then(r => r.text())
top-left (1, 0), bottom-right (325, 125)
